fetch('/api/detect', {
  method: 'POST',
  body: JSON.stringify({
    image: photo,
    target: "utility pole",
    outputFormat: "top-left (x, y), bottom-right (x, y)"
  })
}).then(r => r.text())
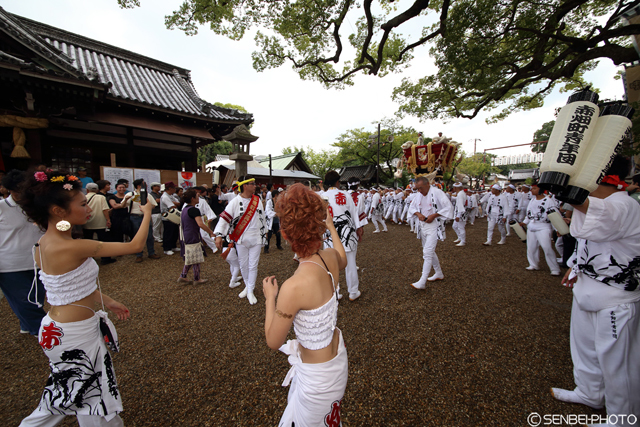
top-left (377, 123), bottom-right (380, 186)
top-left (473, 138), bottom-right (481, 154)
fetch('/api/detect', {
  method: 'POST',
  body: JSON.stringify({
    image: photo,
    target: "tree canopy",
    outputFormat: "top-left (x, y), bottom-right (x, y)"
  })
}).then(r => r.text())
top-left (331, 118), bottom-right (420, 182)
top-left (118, 0), bottom-right (640, 122)
top-left (457, 153), bottom-right (497, 185)
top-left (531, 120), bottom-right (555, 153)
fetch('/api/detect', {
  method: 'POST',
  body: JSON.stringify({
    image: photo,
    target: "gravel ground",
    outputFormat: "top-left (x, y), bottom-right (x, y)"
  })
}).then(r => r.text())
top-left (2, 218), bottom-right (604, 426)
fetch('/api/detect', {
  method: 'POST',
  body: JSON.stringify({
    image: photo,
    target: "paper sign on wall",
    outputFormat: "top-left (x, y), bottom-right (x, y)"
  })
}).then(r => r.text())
top-left (103, 167), bottom-right (134, 193)
top-left (134, 169), bottom-right (161, 188)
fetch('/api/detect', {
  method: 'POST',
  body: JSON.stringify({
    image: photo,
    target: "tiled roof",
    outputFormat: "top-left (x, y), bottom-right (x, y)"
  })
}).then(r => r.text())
top-left (339, 165), bottom-right (377, 182)
top-left (219, 164), bottom-right (319, 180)
top-left (0, 9), bottom-right (253, 124)
top-left (258, 153), bottom-right (297, 170)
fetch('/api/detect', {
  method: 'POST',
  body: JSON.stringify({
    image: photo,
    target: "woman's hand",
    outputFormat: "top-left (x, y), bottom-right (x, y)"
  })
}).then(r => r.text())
top-left (262, 276), bottom-right (279, 300)
top-left (106, 300), bottom-right (130, 320)
top-left (325, 207), bottom-right (335, 229)
top-left (140, 200), bottom-right (153, 215)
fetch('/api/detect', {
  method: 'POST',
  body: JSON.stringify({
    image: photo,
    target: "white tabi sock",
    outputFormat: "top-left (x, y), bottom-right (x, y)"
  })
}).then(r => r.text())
top-left (550, 388), bottom-right (604, 410)
top-left (247, 290), bottom-right (257, 305)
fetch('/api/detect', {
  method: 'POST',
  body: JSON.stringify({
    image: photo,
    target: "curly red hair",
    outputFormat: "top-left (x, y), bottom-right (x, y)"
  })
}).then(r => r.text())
top-left (276, 183), bottom-right (326, 258)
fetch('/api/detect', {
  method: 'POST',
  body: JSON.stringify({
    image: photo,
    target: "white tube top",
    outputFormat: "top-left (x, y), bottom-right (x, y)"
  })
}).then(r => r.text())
top-left (293, 292), bottom-right (339, 350)
top-left (39, 257), bottom-right (99, 306)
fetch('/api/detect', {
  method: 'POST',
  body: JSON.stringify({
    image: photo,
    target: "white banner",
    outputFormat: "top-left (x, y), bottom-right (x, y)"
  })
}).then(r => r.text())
top-left (178, 171), bottom-right (197, 189)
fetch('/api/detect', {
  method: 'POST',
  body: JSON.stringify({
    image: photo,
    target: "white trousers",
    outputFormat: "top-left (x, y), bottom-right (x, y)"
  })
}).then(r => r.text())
top-left (487, 218), bottom-right (506, 243)
top-left (225, 246), bottom-right (241, 285)
top-left (526, 228), bottom-right (560, 272)
top-left (384, 204), bottom-right (394, 220)
top-left (570, 297), bottom-right (640, 426)
top-left (505, 214), bottom-right (514, 235)
top-left (467, 208), bottom-right (477, 225)
top-left (393, 205), bottom-right (402, 223)
top-left (517, 210), bottom-right (527, 222)
top-left (236, 244), bottom-right (262, 292)
top-left (345, 250), bottom-right (359, 297)
top-left (415, 221), bottom-right (442, 286)
top-left (554, 234), bottom-right (563, 258)
top-left (480, 203), bottom-right (488, 217)
top-left (20, 411), bottom-right (123, 427)
top-left (452, 219), bottom-right (466, 244)
top-left (371, 214), bottom-right (387, 232)
top-left (151, 213), bottom-right (163, 241)
top-left (401, 204), bottom-right (410, 222)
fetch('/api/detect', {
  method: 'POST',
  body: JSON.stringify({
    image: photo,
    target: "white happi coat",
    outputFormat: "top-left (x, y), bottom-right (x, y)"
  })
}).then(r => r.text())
top-left (569, 192), bottom-right (640, 306)
top-left (370, 192), bottom-right (384, 216)
top-left (486, 193), bottom-right (508, 221)
top-left (518, 192), bottom-right (534, 214)
top-left (214, 195), bottom-right (267, 246)
top-left (479, 191), bottom-right (491, 215)
top-left (364, 192), bottom-right (372, 217)
top-left (265, 198), bottom-right (277, 230)
top-left (523, 196), bottom-right (558, 230)
top-left (505, 192), bottom-right (518, 216)
top-left (454, 191), bottom-right (468, 221)
top-left (324, 188), bottom-right (361, 252)
top-left (348, 190), bottom-right (368, 226)
top-left (409, 186), bottom-right (453, 241)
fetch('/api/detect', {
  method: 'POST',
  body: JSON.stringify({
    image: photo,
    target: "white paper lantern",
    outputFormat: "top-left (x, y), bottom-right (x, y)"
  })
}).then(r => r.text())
top-left (509, 220), bottom-right (527, 241)
top-left (557, 104), bottom-right (634, 204)
top-left (539, 90), bottom-right (600, 192)
top-left (547, 210), bottom-right (570, 236)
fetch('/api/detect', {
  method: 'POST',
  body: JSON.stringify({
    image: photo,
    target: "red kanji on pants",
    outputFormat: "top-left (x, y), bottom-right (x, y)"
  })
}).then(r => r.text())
top-left (325, 400), bottom-right (342, 427)
top-left (40, 322), bottom-right (64, 351)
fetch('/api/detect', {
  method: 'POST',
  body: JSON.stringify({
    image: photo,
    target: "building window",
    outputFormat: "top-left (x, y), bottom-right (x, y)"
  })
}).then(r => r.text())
top-left (50, 146), bottom-right (92, 174)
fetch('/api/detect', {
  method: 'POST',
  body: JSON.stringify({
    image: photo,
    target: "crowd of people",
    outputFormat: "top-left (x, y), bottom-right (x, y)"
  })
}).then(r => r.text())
top-left (1, 156), bottom-right (639, 426)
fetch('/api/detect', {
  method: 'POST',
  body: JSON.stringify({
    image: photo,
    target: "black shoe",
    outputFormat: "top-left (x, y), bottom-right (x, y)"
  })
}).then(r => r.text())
top-left (101, 258), bottom-right (117, 265)
top-left (264, 248), bottom-right (269, 254)
top-left (277, 246), bottom-right (284, 250)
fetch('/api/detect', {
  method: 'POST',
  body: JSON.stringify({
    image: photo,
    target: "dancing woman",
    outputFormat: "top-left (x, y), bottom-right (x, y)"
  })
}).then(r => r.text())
top-left (263, 183), bottom-right (348, 426)
top-left (18, 170), bottom-right (152, 427)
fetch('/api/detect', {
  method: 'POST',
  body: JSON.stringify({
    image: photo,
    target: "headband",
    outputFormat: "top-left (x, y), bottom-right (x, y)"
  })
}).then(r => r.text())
top-left (600, 175), bottom-right (628, 190)
top-left (237, 178), bottom-right (255, 187)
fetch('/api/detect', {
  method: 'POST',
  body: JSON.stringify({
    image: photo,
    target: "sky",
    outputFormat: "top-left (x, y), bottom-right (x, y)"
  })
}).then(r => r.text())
top-left (2, 0), bottom-right (629, 160)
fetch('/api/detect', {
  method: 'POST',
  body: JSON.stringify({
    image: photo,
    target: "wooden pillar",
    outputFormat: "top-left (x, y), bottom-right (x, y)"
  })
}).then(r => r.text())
top-left (186, 137), bottom-right (197, 171)
top-left (126, 128), bottom-right (135, 167)
top-left (25, 129), bottom-right (43, 166)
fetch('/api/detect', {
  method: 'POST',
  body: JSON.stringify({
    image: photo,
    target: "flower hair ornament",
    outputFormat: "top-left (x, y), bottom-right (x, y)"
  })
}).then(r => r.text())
top-left (34, 172), bottom-right (79, 189)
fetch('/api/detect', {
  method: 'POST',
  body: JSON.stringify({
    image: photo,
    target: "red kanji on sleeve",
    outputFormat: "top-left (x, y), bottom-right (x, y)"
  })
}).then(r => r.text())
top-left (335, 192), bottom-right (347, 206)
top-left (40, 322), bottom-right (63, 351)
top-left (328, 206), bottom-right (334, 218)
top-left (325, 400), bottom-right (342, 427)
